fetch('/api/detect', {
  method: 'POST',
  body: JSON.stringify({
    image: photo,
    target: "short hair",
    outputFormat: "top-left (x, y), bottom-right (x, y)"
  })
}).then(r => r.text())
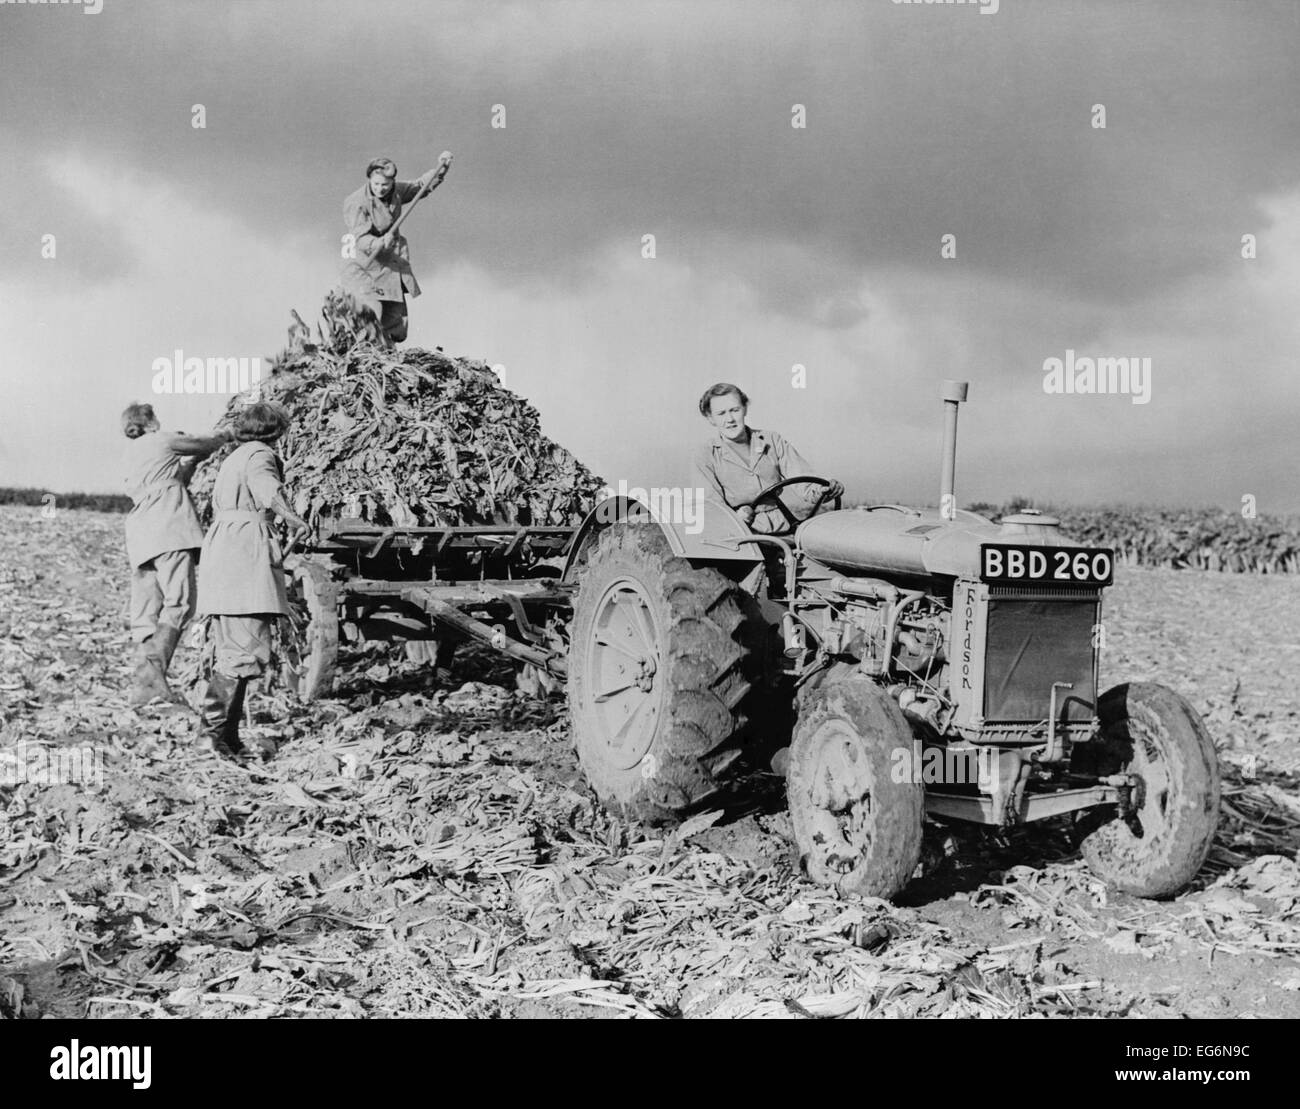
top-left (121, 402), bottom-right (157, 439)
top-left (698, 383), bottom-right (749, 418)
top-left (233, 402), bottom-right (291, 443)
top-left (365, 157), bottom-right (397, 179)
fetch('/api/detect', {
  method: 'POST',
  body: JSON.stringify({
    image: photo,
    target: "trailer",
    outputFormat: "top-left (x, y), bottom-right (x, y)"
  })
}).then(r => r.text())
top-left (282, 515), bottom-right (578, 701)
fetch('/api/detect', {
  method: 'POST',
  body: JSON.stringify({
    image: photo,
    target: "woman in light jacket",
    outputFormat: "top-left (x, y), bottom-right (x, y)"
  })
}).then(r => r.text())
top-left (121, 403), bottom-right (232, 705)
top-left (195, 402), bottom-right (308, 759)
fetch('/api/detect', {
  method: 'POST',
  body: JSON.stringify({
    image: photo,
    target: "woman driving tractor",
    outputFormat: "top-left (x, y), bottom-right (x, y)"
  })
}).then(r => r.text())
top-left (693, 382), bottom-right (844, 534)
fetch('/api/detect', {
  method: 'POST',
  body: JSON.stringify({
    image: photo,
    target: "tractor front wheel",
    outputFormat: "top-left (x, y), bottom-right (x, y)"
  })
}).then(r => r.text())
top-left (787, 679), bottom-right (923, 901)
top-left (1074, 682), bottom-right (1220, 898)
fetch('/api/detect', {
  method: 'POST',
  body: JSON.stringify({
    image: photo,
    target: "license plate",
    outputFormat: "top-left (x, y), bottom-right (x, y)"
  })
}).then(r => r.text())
top-left (980, 544), bottom-right (1114, 586)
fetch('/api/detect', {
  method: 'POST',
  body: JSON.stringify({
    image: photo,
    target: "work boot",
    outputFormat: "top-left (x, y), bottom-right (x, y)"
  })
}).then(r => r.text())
top-left (196, 672), bottom-right (245, 760)
top-left (147, 622), bottom-right (188, 705)
top-left (151, 622), bottom-right (184, 673)
top-left (225, 676), bottom-right (250, 754)
top-left (128, 638), bottom-right (173, 706)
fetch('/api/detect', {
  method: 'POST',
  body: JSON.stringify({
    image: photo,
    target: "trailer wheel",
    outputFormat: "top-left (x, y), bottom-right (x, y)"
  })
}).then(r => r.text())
top-left (283, 555), bottom-right (339, 702)
top-left (1074, 682), bottom-right (1220, 898)
top-left (568, 523), bottom-right (755, 822)
top-left (787, 679), bottom-right (923, 900)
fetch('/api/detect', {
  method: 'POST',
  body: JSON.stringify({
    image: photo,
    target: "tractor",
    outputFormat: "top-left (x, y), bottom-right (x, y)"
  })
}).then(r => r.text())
top-left (561, 381), bottom-right (1221, 899)
top-left (287, 380), bottom-right (1220, 901)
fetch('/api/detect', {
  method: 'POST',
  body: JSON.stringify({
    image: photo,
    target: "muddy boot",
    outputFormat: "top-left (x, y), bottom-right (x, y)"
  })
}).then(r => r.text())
top-left (224, 676), bottom-right (250, 756)
top-left (225, 677), bottom-right (277, 760)
top-left (196, 673), bottom-right (244, 760)
top-left (152, 622), bottom-right (183, 672)
top-left (149, 622), bottom-right (188, 704)
top-left (128, 638), bottom-right (172, 706)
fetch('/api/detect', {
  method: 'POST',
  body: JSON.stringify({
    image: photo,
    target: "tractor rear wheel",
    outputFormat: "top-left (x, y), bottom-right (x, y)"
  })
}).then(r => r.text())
top-left (787, 679), bottom-right (923, 900)
top-left (1074, 682), bottom-right (1220, 898)
top-left (568, 523), bottom-right (756, 822)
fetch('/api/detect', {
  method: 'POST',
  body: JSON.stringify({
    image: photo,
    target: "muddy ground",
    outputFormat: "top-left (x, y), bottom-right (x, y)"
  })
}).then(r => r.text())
top-left (2, 506), bottom-right (1299, 1019)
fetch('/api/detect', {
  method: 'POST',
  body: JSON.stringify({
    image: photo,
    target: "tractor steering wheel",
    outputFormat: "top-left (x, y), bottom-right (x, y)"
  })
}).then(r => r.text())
top-left (736, 475), bottom-right (841, 531)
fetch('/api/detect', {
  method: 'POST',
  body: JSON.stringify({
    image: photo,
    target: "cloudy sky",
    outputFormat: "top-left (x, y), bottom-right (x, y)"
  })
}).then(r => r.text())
top-left (1, 0), bottom-right (1298, 512)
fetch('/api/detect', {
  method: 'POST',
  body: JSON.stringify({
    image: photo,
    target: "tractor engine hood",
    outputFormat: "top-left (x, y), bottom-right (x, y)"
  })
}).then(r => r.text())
top-left (796, 505), bottom-right (1068, 579)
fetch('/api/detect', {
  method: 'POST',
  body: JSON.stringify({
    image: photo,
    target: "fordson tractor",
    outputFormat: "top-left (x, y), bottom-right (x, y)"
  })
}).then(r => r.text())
top-left (560, 381), bottom-right (1220, 900)
top-left (288, 380), bottom-right (1221, 901)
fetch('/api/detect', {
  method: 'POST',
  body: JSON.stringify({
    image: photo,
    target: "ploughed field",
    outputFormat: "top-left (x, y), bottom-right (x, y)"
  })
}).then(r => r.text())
top-left (2, 506), bottom-right (1299, 1019)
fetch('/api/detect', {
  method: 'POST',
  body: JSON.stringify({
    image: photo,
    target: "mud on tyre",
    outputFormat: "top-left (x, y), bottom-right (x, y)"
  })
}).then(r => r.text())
top-left (567, 523), bottom-right (757, 822)
top-left (786, 679), bottom-right (923, 901)
top-left (1072, 682), bottom-right (1220, 898)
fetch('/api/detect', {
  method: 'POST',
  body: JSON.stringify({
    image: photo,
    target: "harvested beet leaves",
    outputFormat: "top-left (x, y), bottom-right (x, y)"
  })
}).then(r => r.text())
top-left (192, 293), bottom-right (605, 530)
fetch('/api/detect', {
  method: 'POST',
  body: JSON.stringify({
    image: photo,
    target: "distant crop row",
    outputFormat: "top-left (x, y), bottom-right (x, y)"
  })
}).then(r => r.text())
top-left (0, 487), bottom-right (133, 513)
top-left (4, 487), bottom-right (1297, 574)
top-left (968, 500), bottom-right (1300, 574)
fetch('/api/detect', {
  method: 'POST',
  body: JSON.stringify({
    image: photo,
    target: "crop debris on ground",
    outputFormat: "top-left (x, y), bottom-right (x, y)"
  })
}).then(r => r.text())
top-left (3, 507), bottom-right (1299, 1019)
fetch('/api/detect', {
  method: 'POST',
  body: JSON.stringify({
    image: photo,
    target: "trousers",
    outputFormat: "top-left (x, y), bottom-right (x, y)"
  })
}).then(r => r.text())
top-left (130, 549), bottom-right (197, 642)
top-left (210, 614), bottom-right (278, 678)
top-left (354, 292), bottom-right (409, 343)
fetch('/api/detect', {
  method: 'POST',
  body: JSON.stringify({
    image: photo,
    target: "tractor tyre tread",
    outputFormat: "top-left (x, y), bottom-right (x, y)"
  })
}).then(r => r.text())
top-left (569, 524), bottom-right (757, 823)
top-left (1078, 682), bottom-right (1220, 899)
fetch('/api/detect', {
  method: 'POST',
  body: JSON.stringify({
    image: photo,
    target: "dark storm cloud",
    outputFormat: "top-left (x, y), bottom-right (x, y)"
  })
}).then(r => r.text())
top-left (3, 0), bottom-right (1298, 310)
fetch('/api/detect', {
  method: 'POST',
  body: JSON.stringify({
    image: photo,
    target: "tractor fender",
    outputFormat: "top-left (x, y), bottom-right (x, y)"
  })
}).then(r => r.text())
top-left (562, 495), bottom-right (762, 583)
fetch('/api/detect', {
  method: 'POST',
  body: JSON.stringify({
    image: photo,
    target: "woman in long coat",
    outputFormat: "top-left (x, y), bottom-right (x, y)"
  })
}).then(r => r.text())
top-left (339, 156), bottom-right (444, 344)
top-left (195, 402), bottom-right (308, 758)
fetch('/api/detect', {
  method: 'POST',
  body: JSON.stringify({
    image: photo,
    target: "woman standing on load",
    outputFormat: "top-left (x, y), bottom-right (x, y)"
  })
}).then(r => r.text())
top-left (340, 155), bottom-right (448, 345)
top-left (195, 402), bottom-right (308, 760)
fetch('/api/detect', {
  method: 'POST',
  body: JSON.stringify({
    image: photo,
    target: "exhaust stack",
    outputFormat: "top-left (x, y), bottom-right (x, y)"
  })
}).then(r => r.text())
top-left (939, 380), bottom-right (968, 521)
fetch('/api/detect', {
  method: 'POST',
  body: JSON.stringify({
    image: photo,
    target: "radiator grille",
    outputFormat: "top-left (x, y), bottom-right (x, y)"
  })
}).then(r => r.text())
top-left (983, 596), bottom-right (1097, 722)
top-left (988, 585), bottom-right (1102, 601)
